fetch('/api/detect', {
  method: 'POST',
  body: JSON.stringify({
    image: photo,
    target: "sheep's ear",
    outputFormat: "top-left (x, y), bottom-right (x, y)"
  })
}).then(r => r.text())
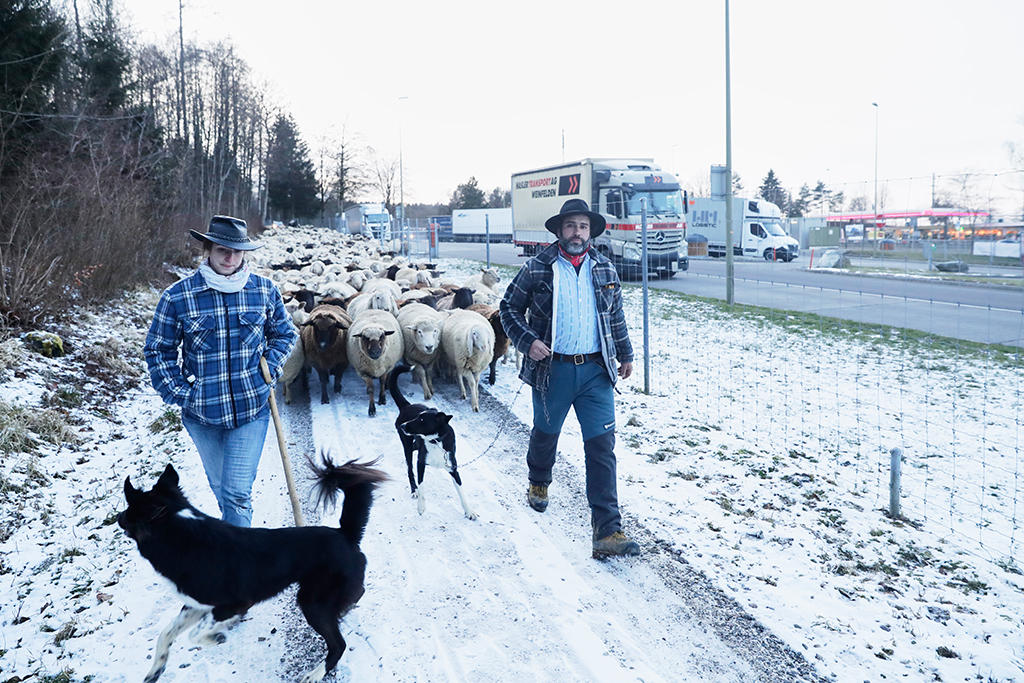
top-left (301, 319), bottom-right (315, 326)
top-left (439, 413), bottom-right (453, 425)
top-left (351, 332), bottom-right (362, 339)
top-left (403, 325), bottom-right (415, 332)
top-left (384, 329), bottom-right (396, 336)
top-left (333, 321), bottom-right (348, 330)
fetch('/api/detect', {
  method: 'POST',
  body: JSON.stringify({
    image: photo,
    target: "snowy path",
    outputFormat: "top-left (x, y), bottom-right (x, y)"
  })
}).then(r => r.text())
top-left (270, 370), bottom-right (814, 682)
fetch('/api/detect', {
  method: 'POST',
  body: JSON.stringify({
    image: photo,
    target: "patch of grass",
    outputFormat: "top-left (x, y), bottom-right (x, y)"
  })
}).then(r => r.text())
top-left (669, 470), bottom-right (699, 480)
top-left (896, 543), bottom-right (935, 568)
top-left (60, 547), bottom-right (85, 563)
top-left (52, 621), bottom-right (77, 645)
top-left (648, 287), bottom-right (1024, 367)
top-left (44, 387), bottom-right (84, 410)
top-left (946, 575), bottom-right (989, 594)
top-left (38, 668), bottom-right (75, 683)
top-left (148, 407), bottom-right (182, 434)
top-left (0, 401), bottom-right (79, 455)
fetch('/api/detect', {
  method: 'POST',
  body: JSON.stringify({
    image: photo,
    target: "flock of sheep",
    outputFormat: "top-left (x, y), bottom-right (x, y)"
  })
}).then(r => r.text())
top-left (248, 226), bottom-right (514, 416)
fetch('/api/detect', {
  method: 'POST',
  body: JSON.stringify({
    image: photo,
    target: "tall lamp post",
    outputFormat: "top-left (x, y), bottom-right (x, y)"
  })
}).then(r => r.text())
top-left (872, 101), bottom-right (879, 247)
top-left (724, 0), bottom-right (734, 304)
top-left (398, 95), bottom-right (408, 253)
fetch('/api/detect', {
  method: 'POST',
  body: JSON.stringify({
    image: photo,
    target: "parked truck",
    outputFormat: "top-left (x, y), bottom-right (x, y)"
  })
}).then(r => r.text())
top-left (343, 203), bottom-right (392, 241)
top-left (511, 158), bottom-right (688, 278)
top-left (451, 208), bottom-right (513, 242)
top-left (688, 165), bottom-right (799, 261)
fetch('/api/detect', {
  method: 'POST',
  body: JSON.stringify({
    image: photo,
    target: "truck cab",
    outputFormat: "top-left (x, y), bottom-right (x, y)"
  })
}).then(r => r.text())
top-left (740, 200), bottom-right (798, 261)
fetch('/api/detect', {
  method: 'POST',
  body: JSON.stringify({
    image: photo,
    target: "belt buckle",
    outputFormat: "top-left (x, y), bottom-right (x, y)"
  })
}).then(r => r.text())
top-left (573, 353), bottom-right (585, 365)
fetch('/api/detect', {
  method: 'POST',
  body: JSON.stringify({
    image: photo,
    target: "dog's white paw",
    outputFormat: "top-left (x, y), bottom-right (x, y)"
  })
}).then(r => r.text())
top-left (299, 662), bottom-right (327, 683)
top-left (464, 509), bottom-right (479, 521)
top-left (416, 490), bottom-right (426, 515)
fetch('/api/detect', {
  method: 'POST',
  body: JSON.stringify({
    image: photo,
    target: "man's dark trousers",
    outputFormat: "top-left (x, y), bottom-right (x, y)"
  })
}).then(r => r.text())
top-left (527, 357), bottom-right (621, 538)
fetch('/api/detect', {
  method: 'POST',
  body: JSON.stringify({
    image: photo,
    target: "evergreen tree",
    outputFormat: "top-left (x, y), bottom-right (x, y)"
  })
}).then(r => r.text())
top-left (787, 184), bottom-right (812, 217)
top-left (450, 176), bottom-right (485, 209)
top-left (0, 0), bottom-right (68, 173)
top-left (486, 186), bottom-right (510, 208)
top-left (80, 0), bottom-right (131, 113)
top-left (267, 114), bottom-right (319, 220)
top-left (758, 170), bottom-right (787, 209)
top-left (732, 173), bottom-right (743, 194)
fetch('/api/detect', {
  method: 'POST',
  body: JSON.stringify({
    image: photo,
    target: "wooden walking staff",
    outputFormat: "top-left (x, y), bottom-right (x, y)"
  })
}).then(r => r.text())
top-left (260, 357), bottom-right (305, 526)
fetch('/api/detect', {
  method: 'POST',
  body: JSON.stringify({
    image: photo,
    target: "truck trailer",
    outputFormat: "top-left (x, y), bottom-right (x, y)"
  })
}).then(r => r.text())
top-left (511, 158), bottom-right (688, 278)
top-left (687, 166), bottom-right (799, 261)
top-left (451, 208), bottom-right (513, 242)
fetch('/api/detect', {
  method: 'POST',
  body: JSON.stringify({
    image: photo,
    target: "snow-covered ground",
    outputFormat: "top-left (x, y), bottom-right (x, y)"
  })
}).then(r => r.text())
top-left (1, 229), bottom-right (1022, 682)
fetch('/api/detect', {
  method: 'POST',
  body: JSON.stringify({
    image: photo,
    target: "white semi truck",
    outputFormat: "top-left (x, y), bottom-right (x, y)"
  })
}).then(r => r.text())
top-left (343, 203), bottom-right (392, 241)
top-left (688, 166), bottom-right (799, 261)
top-left (511, 158), bottom-right (688, 278)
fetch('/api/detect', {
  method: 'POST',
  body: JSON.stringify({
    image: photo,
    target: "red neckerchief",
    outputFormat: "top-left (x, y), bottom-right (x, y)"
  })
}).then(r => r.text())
top-left (558, 246), bottom-right (586, 268)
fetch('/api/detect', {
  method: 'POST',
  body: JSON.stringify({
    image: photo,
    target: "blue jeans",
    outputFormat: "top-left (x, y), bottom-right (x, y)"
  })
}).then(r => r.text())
top-left (182, 411), bottom-right (270, 527)
top-left (528, 358), bottom-right (621, 538)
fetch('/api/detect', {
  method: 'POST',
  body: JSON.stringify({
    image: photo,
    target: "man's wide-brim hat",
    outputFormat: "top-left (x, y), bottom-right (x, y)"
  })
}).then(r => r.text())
top-left (544, 199), bottom-right (606, 238)
top-left (189, 215), bottom-right (262, 251)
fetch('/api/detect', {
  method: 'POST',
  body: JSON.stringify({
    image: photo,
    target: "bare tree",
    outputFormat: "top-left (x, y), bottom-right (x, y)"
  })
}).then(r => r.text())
top-left (370, 150), bottom-right (399, 214)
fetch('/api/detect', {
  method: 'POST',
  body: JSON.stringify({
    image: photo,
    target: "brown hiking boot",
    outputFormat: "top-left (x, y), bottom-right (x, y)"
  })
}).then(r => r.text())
top-left (592, 531), bottom-right (641, 558)
top-left (527, 483), bottom-right (548, 512)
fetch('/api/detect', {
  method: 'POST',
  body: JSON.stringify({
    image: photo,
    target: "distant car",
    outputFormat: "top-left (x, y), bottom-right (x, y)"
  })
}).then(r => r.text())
top-left (879, 238), bottom-right (897, 250)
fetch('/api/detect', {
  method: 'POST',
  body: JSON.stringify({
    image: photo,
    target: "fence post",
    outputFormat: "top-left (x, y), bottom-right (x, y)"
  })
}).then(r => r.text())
top-left (641, 198), bottom-right (650, 395)
top-left (888, 447), bottom-right (903, 519)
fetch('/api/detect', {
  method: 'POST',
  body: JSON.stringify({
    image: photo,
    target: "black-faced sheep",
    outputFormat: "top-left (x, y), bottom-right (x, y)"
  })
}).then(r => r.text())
top-left (346, 309), bottom-right (404, 417)
top-left (440, 309), bottom-right (495, 412)
top-left (435, 287), bottom-right (475, 311)
top-left (300, 304), bottom-right (353, 404)
top-left (396, 303), bottom-right (445, 399)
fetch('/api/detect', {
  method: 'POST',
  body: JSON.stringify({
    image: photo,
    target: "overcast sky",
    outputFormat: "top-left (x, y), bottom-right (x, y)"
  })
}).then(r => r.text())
top-left (117, 0), bottom-right (1024, 215)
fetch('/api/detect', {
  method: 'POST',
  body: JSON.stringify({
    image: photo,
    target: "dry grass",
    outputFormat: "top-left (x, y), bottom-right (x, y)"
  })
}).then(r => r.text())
top-left (0, 401), bottom-right (79, 455)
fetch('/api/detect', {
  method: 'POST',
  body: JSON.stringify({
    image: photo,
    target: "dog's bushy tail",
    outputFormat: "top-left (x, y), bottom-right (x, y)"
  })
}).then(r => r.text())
top-left (388, 361), bottom-right (412, 410)
top-left (308, 452), bottom-right (389, 547)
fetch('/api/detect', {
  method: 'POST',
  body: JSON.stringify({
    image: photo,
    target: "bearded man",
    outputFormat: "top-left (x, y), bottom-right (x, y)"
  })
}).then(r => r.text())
top-left (499, 199), bottom-right (640, 558)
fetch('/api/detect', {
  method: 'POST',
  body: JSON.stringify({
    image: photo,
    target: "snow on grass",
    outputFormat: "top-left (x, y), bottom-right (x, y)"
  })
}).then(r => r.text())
top-left (1, 229), bottom-right (1022, 682)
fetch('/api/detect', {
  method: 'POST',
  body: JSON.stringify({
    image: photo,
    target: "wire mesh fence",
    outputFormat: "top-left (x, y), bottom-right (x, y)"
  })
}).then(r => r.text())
top-left (628, 272), bottom-right (1024, 568)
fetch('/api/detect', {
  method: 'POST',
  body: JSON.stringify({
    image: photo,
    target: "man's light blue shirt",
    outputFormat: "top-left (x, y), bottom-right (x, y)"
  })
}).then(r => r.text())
top-left (551, 252), bottom-right (601, 355)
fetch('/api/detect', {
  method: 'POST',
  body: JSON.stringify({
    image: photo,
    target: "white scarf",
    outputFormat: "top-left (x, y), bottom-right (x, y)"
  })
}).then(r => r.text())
top-left (199, 260), bottom-right (251, 293)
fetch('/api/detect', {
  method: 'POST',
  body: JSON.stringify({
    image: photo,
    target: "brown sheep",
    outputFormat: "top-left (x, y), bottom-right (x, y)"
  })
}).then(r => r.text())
top-left (300, 304), bottom-right (353, 404)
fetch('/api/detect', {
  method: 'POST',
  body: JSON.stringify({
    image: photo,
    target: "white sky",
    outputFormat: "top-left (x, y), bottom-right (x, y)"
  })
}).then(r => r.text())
top-left (116, 0), bottom-right (1024, 214)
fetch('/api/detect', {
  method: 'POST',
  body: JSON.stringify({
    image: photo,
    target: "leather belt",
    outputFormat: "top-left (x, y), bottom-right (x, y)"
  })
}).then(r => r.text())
top-left (550, 352), bottom-right (602, 365)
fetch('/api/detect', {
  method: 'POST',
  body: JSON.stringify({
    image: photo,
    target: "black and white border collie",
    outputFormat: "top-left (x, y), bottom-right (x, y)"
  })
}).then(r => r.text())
top-left (118, 455), bottom-right (387, 683)
top-left (388, 362), bottom-right (477, 520)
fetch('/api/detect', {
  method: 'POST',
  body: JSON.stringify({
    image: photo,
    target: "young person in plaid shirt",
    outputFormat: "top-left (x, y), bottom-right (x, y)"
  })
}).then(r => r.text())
top-left (144, 216), bottom-right (297, 527)
top-left (500, 199), bottom-right (640, 558)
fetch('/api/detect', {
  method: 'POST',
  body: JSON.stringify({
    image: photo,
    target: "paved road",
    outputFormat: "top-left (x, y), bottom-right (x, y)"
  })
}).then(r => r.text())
top-left (436, 241), bottom-right (1024, 346)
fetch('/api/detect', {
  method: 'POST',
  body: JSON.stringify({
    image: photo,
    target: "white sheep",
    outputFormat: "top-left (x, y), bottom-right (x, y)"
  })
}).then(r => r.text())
top-left (347, 288), bottom-right (399, 318)
top-left (396, 303), bottom-right (445, 399)
top-left (441, 309), bottom-right (495, 412)
top-left (346, 309), bottom-right (405, 417)
top-left (361, 277), bottom-right (403, 298)
top-left (462, 267), bottom-right (502, 296)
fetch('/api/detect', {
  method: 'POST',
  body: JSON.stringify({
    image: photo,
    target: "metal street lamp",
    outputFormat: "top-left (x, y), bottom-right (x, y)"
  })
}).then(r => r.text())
top-left (398, 95), bottom-right (408, 254)
top-left (872, 101), bottom-right (879, 247)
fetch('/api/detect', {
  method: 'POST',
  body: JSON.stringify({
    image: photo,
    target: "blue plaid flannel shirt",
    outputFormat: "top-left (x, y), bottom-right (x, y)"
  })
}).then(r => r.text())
top-left (500, 242), bottom-right (633, 391)
top-left (144, 270), bottom-right (297, 428)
